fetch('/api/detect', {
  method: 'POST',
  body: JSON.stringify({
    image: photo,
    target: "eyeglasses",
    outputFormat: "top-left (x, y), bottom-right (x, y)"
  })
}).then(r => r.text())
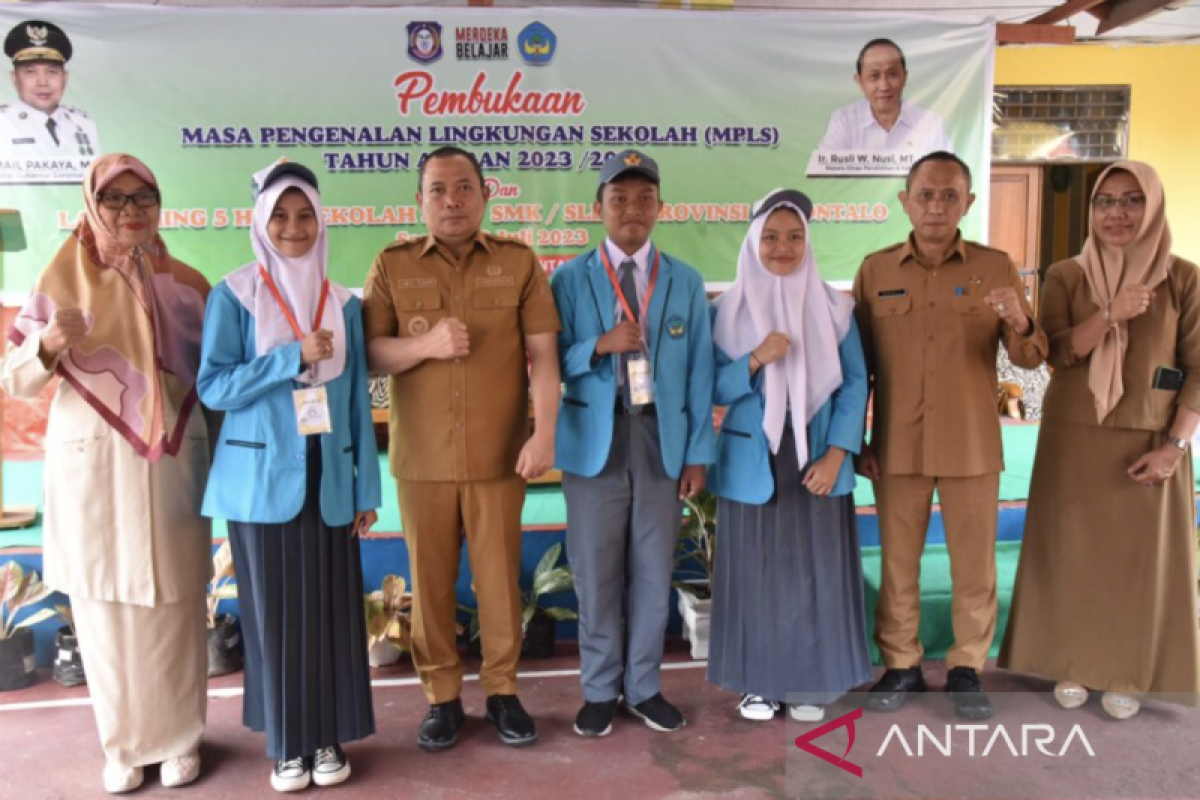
top-left (1092, 194), bottom-right (1146, 212)
top-left (96, 190), bottom-right (161, 210)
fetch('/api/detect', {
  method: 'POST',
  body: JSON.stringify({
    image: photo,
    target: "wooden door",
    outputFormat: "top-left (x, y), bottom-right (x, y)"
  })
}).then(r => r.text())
top-left (989, 166), bottom-right (1043, 312)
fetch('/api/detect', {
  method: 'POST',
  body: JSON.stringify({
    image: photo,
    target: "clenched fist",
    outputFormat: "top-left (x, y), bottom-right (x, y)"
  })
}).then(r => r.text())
top-left (301, 329), bottom-right (335, 365)
top-left (39, 308), bottom-right (88, 359)
top-left (596, 320), bottom-right (642, 355)
top-left (424, 317), bottom-right (470, 360)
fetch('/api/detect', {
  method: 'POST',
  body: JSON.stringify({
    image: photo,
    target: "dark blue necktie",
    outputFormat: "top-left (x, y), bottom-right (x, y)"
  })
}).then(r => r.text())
top-left (618, 259), bottom-right (642, 412)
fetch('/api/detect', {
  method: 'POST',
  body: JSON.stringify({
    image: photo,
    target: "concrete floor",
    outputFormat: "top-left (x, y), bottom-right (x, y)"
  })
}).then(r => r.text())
top-left (1, 643), bottom-right (1197, 800)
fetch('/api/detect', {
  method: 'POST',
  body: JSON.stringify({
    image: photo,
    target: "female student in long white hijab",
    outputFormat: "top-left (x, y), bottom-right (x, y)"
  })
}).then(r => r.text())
top-left (706, 189), bottom-right (873, 723)
top-left (198, 160), bottom-right (381, 792)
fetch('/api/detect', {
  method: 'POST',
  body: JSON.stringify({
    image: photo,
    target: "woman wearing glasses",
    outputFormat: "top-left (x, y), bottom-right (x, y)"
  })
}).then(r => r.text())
top-left (1, 155), bottom-right (213, 792)
top-left (1000, 161), bottom-right (1200, 718)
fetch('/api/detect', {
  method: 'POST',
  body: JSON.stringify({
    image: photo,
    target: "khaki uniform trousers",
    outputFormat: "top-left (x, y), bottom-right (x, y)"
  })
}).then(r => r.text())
top-left (874, 472), bottom-right (1000, 671)
top-left (398, 477), bottom-right (525, 703)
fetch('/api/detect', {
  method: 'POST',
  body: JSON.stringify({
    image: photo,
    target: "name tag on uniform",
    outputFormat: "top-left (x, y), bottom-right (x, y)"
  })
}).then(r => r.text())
top-left (628, 356), bottom-right (654, 406)
top-left (878, 288), bottom-right (908, 298)
top-left (294, 385), bottom-right (332, 436)
top-left (11, 137), bottom-right (34, 145)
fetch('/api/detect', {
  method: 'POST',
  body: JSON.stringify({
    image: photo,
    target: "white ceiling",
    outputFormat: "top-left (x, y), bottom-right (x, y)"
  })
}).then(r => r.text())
top-left (14, 0), bottom-right (1200, 41)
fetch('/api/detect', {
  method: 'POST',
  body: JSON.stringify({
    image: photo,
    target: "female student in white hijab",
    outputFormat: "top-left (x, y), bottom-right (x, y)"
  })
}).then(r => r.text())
top-left (706, 189), bottom-right (873, 723)
top-left (197, 160), bottom-right (382, 792)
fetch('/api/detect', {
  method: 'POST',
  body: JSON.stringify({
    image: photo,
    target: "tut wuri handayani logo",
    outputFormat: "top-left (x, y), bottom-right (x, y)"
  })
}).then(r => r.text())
top-left (517, 22), bottom-right (556, 66)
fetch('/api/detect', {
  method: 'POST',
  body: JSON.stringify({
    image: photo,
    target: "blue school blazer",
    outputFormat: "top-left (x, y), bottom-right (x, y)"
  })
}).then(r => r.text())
top-left (706, 303), bottom-right (868, 504)
top-left (550, 246), bottom-right (716, 479)
top-left (197, 282), bottom-right (382, 526)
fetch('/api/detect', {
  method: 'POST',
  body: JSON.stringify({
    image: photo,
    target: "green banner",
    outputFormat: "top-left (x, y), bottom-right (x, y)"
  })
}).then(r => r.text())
top-left (1, 5), bottom-right (994, 294)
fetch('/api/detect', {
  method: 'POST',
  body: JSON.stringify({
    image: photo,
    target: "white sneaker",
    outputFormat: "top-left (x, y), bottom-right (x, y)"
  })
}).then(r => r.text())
top-left (1053, 681), bottom-right (1089, 710)
top-left (102, 763), bottom-right (144, 794)
top-left (160, 751), bottom-right (201, 788)
top-left (312, 745), bottom-right (351, 787)
top-left (737, 694), bottom-right (780, 721)
top-left (271, 756), bottom-right (311, 793)
top-left (1101, 692), bottom-right (1141, 720)
top-left (789, 704), bottom-right (826, 722)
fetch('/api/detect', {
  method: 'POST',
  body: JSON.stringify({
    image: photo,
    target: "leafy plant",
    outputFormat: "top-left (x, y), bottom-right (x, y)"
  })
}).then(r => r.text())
top-left (365, 574), bottom-right (412, 654)
top-left (521, 543), bottom-right (577, 627)
top-left (0, 561), bottom-right (55, 639)
top-left (53, 603), bottom-right (75, 635)
top-left (673, 490), bottom-right (717, 600)
top-left (207, 541), bottom-right (238, 629)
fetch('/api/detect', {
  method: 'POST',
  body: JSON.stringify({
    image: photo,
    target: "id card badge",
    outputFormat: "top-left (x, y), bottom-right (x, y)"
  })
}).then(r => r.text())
top-left (294, 385), bottom-right (333, 436)
top-left (627, 355), bottom-right (655, 406)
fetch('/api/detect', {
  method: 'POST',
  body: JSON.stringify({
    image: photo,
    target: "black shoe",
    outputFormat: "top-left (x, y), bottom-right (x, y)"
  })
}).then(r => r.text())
top-left (865, 667), bottom-right (927, 713)
top-left (625, 693), bottom-right (686, 732)
top-left (417, 698), bottom-right (466, 752)
top-left (485, 694), bottom-right (538, 746)
top-left (944, 667), bottom-right (994, 721)
top-left (574, 699), bottom-right (619, 737)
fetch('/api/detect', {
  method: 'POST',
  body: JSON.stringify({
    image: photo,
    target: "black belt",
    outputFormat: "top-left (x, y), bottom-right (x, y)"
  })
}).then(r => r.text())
top-left (615, 400), bottom-right (656, 416)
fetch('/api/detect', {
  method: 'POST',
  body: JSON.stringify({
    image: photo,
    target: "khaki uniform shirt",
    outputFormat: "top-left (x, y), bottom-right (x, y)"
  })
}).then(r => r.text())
top-left (853, 233), bottom-right (1049, 477)
top-left (363, 231), bottom-right (561, 482)
top-left (1040, 256), bottom-right (1200, 430)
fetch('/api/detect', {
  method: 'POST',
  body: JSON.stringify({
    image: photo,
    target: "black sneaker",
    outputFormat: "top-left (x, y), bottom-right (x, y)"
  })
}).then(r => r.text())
top-left (944, 667), bottom-right (994, 721)
top-left (574, 699), bottom-right (619, 737)
top-left (417, 698), bottom-right (466, 752)
top-left (270, 756), bottom-right (311, 793)
top-left (312, 745), bottom-right (350, 787)
top-left (625, 693), bottom-right (686, 732)
top-left (485, 694), bottom-right (538, 746)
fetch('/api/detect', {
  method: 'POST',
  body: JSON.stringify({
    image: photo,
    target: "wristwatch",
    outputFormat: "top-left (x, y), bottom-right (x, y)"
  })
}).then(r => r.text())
top-left (1167, 434), bottom-right (1190, 451)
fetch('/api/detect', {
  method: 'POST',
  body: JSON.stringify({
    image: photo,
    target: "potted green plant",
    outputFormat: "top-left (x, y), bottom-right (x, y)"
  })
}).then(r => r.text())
top-left (520, 542), bottom-right (578, 659)
top-left (206, 540), bottom-right (242, 677)
top-left (364, 574), bottom-right (412, 667)
top-left (0, 561), bottom-right (55, 691)
top-left (51, 603), bottom-right (85, 687)
top-left (673, 491), bottom-right (717, 660)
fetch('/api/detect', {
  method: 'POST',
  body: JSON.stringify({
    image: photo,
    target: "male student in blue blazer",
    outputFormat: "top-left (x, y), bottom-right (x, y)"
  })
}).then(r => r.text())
top-left (551, 150), bottom-right (715, 737)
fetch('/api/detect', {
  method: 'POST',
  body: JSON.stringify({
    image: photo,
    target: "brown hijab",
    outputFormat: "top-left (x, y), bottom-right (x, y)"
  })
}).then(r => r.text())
top-left (1076, 160), bottom-right (1173, 423)
top-left (8, 154), bottom-right (211, 461)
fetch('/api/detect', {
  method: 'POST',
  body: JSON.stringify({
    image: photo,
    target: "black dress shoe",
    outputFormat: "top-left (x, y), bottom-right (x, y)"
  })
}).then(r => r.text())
top-left (485, 694), bottom-right (538, 746)
top-left (417, 698), bottom-right (466, 752)
top-left (944, 667), bottom-right (994, 720)
top-left (865, 667), bottom-right (927, 713)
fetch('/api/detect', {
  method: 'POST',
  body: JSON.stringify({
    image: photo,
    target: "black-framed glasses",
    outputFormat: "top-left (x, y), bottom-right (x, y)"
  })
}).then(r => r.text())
top-left (1092, 194), bottom-right (1146, 212)
top-left (96, 190), bottom-right (161, 210)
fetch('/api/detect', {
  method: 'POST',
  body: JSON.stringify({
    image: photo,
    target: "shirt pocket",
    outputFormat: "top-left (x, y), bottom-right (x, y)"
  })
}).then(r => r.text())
top-left (395, 290), bottom-right (444, 338)
top-left (871, 294), bottom-right (913, 319)
top-left (472, 289), bottom-right (521, 339)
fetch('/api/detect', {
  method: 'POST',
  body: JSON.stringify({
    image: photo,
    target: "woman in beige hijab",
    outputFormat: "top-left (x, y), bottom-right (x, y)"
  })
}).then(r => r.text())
top-left (0, 154), bottom-right (212, 791)
top-left (1000, 161), bottom-right (1200, 718)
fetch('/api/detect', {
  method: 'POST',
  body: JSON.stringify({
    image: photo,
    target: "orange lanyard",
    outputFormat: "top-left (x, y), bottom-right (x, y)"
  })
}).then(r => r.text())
top-left (258, 265), bottom-right (330, 340)
top-left (598, 246), bottom-right (659, 326)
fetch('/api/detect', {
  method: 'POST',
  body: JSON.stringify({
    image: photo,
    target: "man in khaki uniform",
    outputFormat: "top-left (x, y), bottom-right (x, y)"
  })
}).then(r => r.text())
top-left (363, 146), bottom-right (561, 751)
top-left (853, 151), bottom-right (1048, 720)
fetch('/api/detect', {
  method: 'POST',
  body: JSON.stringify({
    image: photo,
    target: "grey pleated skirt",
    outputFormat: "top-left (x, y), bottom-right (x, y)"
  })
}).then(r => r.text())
top-left (708, 430), bottom-right (873, 705)
top-left (228, 437), bottom-right (376, 760)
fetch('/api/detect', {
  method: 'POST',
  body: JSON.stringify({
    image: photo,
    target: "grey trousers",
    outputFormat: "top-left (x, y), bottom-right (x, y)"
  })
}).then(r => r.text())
top-left (562, 411), bottom-right (682, 705)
